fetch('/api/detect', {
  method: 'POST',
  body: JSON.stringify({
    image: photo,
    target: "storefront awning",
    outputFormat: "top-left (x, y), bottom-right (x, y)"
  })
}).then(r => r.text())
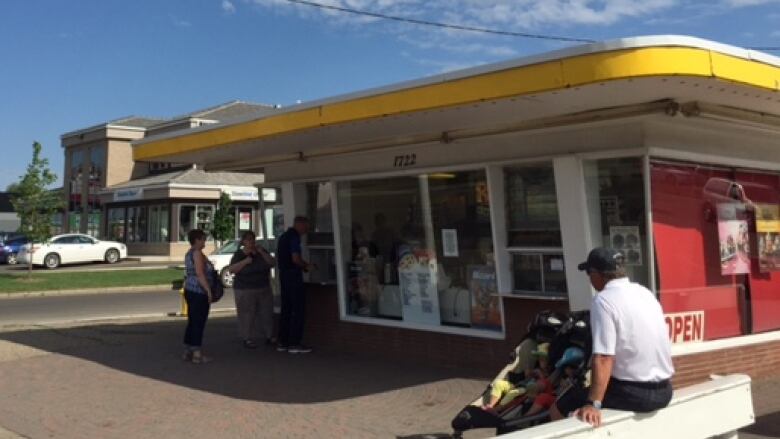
top-left (132, 35), bottom-right (780, 169)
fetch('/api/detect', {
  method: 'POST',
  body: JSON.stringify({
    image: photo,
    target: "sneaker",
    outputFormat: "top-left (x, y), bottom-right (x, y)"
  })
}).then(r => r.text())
top-left (243, 340), bottom-right (259, 349)
top-left (276, 344), bottom-right (289, 352)
top-left (288, 345), bottom-right (313, 354)
top-left (265, 337), bottom-right (278, 346)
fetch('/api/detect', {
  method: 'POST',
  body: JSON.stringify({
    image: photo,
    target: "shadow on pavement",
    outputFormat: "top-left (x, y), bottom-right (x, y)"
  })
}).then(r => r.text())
top-left (742, 411), bottom-right (780, 437)
top-left (0, 315), bottom-right (487, 405)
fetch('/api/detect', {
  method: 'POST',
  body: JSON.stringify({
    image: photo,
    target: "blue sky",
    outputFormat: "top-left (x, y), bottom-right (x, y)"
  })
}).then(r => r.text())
top-left (1, 0), bottom-right (779, 189)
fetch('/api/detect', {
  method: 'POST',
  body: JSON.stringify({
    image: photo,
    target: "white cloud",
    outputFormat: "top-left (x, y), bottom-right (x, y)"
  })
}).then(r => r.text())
top-left (723, 0), bottom-right (780, 6)
top-left (222, 0), bottom-right (237, 14)
top-left (250, 0), bottom-right (678, 29)
top-left (171, 16), bottom-right (193, 27)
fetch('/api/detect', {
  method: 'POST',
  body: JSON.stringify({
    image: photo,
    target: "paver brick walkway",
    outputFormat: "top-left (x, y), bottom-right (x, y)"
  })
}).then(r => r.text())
top-left (0, 316), bottom-right (776, 438)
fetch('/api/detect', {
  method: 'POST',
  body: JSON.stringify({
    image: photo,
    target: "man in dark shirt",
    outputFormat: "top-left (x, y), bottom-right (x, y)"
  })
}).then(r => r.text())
top-left (276, 216), bottom-right (313, 354)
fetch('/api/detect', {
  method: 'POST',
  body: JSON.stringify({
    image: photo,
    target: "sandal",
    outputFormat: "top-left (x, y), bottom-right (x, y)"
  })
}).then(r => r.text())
top-left (191, 351), bottom-right (212, 364)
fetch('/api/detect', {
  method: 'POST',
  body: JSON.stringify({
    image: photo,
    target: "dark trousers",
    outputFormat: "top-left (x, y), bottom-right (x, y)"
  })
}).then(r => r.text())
top-left (556, 377), bottom-right (673, 416)
top-left (183, 290), bottom-right (211, 348)
top-left (278, 270), bottom-right (306, 347)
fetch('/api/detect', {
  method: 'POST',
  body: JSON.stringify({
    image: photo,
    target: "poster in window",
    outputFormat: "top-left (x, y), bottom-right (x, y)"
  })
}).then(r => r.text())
top-left (441, 229), bottom-right (459, 257)
top-left (756, 203), bottom-right (780, 272)
top-left (469, 265), bottom-right (501, 331)
top-left (239, 212), bottom-right (251, 230)
top-left (398, 247), bottom-right (441, 326)
top-left (717, 203), bottom-right (751, 275)
top-left (609, 226), bottom-right (642, 266)
top-left (347, 257), bottom-right (380, 316)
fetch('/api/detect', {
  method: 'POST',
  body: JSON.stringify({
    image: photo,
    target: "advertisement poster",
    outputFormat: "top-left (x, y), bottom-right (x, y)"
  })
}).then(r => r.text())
top-left (469, 265), bottom-right (502, 331)
top-left (717, 203), bottom-right (751, 275)
top-left (347, 258), bottom-right (380, 316)
top-left (441, 229), bottom-right (459, 257)
top-left (609, 225), bottom-right (643, 266)
top-left (398, 248), bottom-right (441, 326)
top-left (757, 203), bottom-right (780, 272)
top-left (239, 212), bottom-right (252, 230)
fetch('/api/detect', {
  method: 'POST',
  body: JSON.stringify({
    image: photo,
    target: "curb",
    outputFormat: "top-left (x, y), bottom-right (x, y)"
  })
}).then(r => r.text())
top-left (0, 285), bottom-right (176, 300)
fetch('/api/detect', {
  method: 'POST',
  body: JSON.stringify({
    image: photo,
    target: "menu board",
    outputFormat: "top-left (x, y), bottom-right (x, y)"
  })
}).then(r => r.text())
top-left (757, 203), bottom-right (780, 272)
top-left (469, 265), bottom-right (502, 331)
top-left (398, 248), bottom-right (441, 325)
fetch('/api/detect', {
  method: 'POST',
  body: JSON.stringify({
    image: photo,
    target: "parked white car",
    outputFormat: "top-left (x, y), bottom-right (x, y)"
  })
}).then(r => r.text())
top-left (208, 240), bottom-right (241, 288)
top-left (17, 234), bottom-right (128, 269)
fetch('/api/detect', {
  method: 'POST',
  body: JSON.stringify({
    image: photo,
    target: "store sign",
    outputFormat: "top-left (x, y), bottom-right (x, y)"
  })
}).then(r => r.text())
top-left (665, 311), bottom-right (705, 344)
top-left (225, 188), bottom-right (259, 201)
top-left (113, 188), bottom-right (143, 202)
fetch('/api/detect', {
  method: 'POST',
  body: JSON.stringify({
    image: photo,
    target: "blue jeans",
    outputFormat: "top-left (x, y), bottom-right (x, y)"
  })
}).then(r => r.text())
top-left (278, 270), bottom-right (305, 347)
top-left (183, 290), bottom-right (210, 348)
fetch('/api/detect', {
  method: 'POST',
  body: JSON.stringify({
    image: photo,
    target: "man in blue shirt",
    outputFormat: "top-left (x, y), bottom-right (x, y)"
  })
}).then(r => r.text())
top-left (276, 216), bottom-right (313, 354)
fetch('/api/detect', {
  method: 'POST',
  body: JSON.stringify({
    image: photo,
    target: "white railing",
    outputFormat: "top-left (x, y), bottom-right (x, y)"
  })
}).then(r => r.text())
top-left (494, 374), bottom-right (754, 439)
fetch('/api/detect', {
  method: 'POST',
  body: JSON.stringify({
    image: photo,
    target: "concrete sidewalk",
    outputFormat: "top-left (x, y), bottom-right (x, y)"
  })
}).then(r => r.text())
top-left (0, 316), bottom-right (775, 438)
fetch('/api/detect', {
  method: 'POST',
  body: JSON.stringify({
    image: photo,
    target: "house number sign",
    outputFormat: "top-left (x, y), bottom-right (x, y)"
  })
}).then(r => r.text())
top-left (393, 153), bottom-right (417, 168)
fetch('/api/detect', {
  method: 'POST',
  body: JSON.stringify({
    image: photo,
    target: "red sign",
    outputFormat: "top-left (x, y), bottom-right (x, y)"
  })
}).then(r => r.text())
top-left (665, 311), bottom-right (705, 344)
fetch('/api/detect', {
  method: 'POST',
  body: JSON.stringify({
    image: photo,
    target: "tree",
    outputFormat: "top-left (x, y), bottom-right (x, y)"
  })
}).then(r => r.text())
top-left (9, 142), bottom-right (63, 276)
top-left (211, 192), bottom-right (235, 247)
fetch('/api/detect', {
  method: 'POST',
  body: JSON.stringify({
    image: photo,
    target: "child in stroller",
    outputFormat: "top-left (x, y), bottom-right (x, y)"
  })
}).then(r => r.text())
top-left (451, 310), bottom-right (591, 438)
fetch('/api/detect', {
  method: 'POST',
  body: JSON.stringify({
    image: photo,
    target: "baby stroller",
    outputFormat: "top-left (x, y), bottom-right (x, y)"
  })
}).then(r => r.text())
top-left (451, 310), bottom-right (592, 438)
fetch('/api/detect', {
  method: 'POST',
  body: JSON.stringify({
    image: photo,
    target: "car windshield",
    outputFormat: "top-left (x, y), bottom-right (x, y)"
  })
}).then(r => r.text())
top-left (215, 241), bottom-right (239, 255)
top-left (6, 238), bottom-right (28, 246)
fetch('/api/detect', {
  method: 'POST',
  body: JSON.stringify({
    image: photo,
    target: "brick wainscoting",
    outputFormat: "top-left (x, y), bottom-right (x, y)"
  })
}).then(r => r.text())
top-left (300, 285), bottom-right (780, 386)
top-left (302, 284), bottom-right (568, 376)
top-left (672, 340), bottom-right (780, 387)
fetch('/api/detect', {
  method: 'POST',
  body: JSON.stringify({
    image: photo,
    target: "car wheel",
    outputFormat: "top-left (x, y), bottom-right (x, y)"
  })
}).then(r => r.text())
top-left (105, 249), bottom-right (120, 264)
top-left (44, 253), bottom-right (60, 269)
top-left (220, 268), bottom-right (234, 288)
top-left (6, 253), bottom-right (17, 265)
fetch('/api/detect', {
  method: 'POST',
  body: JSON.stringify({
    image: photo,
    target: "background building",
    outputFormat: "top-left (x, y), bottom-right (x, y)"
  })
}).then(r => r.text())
top-left (60, 101), bottom-right (276, 257)
top-left (0, 192), bottom-right (20, 233)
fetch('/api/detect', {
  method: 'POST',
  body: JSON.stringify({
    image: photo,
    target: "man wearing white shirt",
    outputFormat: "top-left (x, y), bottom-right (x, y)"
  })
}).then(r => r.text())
top-left (551, 247), bottom-right (674, 427)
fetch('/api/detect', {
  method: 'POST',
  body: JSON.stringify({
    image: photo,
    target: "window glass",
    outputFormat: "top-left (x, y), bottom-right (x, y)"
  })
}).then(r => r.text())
top-left (54, 236), bottom-right (77, 244)
top-left (179, 205), bottom-right (195, 241)
top-left (337, 170), bottom-right (502, 332)
top-left (196, 205), bottom-right (214, 233)
top-left (218, 241), bottom-right (239, 254)
top-left (584, 157), bottom-right (650, 287)
top-left (651, 161), bottom-right (743, 341)
top-left (108, 208), bottom-right (125, 242)
top-left (505, 165), bottom-right (561, 247)
top-left (148, 205), bottom-right (170, 243)
top-left (306, 182), bottom-right (334, 245)
top-left (78, 236), bottom-right (94, 244)
top-left (127, 206), bottom-right (148, 243)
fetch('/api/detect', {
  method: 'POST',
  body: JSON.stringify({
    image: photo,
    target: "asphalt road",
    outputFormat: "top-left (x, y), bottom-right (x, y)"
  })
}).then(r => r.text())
top-left (0, 289), bottom-right (236, 326)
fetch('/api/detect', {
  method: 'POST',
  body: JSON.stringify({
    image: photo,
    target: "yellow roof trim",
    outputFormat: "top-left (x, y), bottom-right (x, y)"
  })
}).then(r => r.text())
top-left (133, 46), bottom-right (780, 161)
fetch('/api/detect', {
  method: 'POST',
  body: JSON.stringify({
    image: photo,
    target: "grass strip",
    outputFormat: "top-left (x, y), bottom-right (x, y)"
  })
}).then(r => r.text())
top-left (0, 268), bottom-right (184, 293)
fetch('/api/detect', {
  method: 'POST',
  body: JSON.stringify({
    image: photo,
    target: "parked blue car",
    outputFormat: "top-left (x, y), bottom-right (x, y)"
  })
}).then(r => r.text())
top-left (0, 236), bottom-right (29, 265)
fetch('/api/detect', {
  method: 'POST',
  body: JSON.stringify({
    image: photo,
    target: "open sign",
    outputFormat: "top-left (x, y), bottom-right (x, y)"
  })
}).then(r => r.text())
top-left (665, 311), bottom-right (705, 344)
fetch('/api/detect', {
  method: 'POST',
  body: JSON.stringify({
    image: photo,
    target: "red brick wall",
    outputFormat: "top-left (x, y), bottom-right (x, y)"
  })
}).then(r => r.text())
top-left (672, 340), bottom-right (780, 387)
top-left (301, 285), bottom-right (780, 386)
top-left (302, 285), bottom-right (568, 376)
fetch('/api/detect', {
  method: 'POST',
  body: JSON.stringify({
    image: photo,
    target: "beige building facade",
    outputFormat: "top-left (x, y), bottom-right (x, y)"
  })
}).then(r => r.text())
top-left (60, 101), bottom-right (276, 257)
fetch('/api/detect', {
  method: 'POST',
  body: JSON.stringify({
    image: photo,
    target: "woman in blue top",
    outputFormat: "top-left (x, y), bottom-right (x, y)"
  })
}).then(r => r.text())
top-left (183, 229), bottom-right (214, 364)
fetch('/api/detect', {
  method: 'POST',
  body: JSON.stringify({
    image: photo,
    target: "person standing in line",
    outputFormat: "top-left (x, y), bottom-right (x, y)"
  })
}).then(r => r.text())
top-left (551, 247), bottom-right (674, 426)
top-left (182, 229), bottom-right (214, 364)
top-left (228, 231), bottom-right (276, 349)
top-left (276, 216), bottom-right (313, 354)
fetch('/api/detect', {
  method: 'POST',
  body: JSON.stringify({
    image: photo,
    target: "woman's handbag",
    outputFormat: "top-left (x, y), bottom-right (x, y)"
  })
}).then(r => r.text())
top-left (207, 268), bottom-right (224, 303)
